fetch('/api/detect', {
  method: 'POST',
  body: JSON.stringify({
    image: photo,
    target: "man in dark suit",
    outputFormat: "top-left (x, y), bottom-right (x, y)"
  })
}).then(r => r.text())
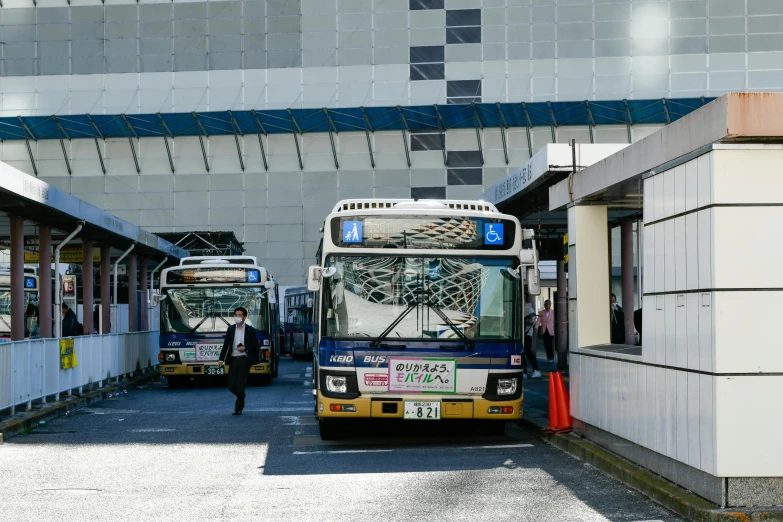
top-left (61, 303), bottom-right (79, 338)
top-left (218, 307), bottom-right (260, 415)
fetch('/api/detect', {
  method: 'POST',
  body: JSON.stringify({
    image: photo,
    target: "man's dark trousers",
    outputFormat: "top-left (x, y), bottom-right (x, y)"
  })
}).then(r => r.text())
top-left (228, 357), bottom-right (251, 412)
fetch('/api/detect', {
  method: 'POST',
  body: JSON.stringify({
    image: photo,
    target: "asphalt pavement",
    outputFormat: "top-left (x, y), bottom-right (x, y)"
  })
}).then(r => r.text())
top-left (0, 358), bottom-right (684, 522)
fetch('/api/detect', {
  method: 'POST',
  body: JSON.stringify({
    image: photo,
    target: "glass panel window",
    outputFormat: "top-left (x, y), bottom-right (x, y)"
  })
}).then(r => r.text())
top-left (161, 287), bottom-right (268, 334)
top-left (322, 256), bottom-right (519, 340)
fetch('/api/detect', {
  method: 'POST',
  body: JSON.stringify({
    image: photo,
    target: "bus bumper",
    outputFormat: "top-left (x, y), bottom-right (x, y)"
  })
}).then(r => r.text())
top-left (316, 391), bottom-right (523, 420)
top-left (160, 364), bottom-right (271, 376)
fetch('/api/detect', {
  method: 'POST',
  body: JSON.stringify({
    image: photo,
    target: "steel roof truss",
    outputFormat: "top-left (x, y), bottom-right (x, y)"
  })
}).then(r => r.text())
top-left (86, 114), bottom-right (107, 174)
top-left (120, 114), bottom-right (141, 174)
top-left (360, 107), bottom-right (375, 169)
top-left (52, 116), bottom-right (73, 175)
top-left (471, 103), bottom-right (484, 166)
top-left (323, 108), bottom-right (339, 170)
top-left (17, 117), bottom-right (38, 177)
top-left (156, 113), bottom-right (176, 174)
top-left (227, 110), bottom-right (245, 172)
top-left (396, 106), bottom-right (411, 168)
top-left (191, 112), bottom-right (211, 173)
top-left (287, 110), bottom-right (304, 170)
top-left (250, 110), bottom-right (269, 171)
top-left (496, 102), bottom-right (509, 165)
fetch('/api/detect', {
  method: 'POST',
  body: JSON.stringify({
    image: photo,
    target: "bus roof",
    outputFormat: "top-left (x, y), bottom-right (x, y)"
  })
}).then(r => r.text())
top-left (331, 199), bottom-right (499, 214)
top-left (179, 255), bottom-right (258, 266)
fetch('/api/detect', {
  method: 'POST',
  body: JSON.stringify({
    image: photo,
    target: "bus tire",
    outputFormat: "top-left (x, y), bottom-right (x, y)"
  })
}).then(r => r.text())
top-left (259, 374), bottom-right (272, 386)
top-left (319, 419), bottom-right (341, 440)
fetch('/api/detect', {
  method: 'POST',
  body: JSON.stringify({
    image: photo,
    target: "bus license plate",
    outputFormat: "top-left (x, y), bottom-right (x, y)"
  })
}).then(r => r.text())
top-left (204, 366), bottom-right (224, 376)
top-left (403, 401), bottom-right (441, 420)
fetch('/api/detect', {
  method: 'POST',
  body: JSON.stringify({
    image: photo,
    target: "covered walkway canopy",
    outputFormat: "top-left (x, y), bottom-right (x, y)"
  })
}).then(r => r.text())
top-left (0, 161), bottom-right (188, 341)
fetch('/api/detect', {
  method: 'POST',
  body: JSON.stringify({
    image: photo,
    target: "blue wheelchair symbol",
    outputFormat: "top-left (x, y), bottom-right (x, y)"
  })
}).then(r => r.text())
top-left (247, 270), bottom-right (260, 283)
top-left (342, 221), bottom-right (363, 243)
top-left (484, 223), bottom-right (504, 245)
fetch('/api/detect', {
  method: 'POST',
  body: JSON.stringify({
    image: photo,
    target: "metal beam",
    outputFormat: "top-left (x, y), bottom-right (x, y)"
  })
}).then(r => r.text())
top-left (623, 99), bottom-right (633, 144)
top-left (17, 116), bottom-right (38, 176)
top-left (360, 106), bottom-right (375, 169)
top-left (521, 102), bottom-right (534, 158)
top-left (287, 109), bottom-right (304, 170)
top-left (396, 106), bottom-right (411, 168)
top-left (584, 100), bottom-right (595, 144)
top-left (250, 110), bottom-right (269, 171)
top-left (191, 112), bottom-right (211, 173)
top-left (156, 113), bottom-right (175, 174)
top-left (52, 116), bottom-right (73, 175)
top-left (86, 114), bottom-right (107, 174)
top-left (662, 98), bottom-right (671, 125)
top-left (323, 108), bottom-right (339, 170)
top-left (546, 101), bottom-right (557, 143)
top-left (496, 102), bottom-right (509, 165)
top-left (433, 104), bottom-right (448, 166)
top-left (227, 110), bottom-right (246, 172)
top-left (120, 114), bottom-right (141, 174)
top-left (471, 103), bottom-right (484, 166)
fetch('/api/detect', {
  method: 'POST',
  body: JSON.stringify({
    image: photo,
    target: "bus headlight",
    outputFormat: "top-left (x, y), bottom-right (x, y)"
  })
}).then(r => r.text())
top-left (496, 378), bottom-right (518, 396)
top-left (326, 375), bottom-right (348, 394)
top-left (165, 353), bottom-right (176, 362)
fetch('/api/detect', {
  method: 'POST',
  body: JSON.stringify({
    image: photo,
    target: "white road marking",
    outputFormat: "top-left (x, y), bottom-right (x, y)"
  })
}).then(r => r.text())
top-left (294, 450), bottom-right (394, 455)
top-left (128, 428), bottom-right (176, 433)
top-left (292, 444), bottom-right (533, 455)
top-left (303, 380), bottom-right (310, 386)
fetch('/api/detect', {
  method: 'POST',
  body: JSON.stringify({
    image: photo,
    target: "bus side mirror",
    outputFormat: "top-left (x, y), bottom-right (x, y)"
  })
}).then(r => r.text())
top-left (264, 281), bottom-right (274, 290)
top-left (307, 266), bottom-right (321, 292)
top-left (526, 268), bottom-right (541, 296)
top-left (150, 292), bottom-right (165, 307)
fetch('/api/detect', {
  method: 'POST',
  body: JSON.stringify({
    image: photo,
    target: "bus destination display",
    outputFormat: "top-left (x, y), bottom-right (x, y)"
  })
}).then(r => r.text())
top-left (166, 268), bottom-right (261, 285)
top-left (331, 215), bottom-right (514, 249)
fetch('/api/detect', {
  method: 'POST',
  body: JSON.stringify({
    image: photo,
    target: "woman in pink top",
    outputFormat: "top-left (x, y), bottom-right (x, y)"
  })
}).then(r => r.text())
top-left (535, 299), bottom-right (555, 363)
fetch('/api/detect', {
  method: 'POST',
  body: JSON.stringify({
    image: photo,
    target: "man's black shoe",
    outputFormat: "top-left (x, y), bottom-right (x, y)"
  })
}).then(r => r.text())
top-left (233, 410), bottom-right (242, 416)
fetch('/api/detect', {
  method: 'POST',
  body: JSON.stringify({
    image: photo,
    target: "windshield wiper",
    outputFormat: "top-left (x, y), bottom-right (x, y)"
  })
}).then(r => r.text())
top-left (425, 299), bottom-right (475, 350)
top-left (368, 293), bottom-right (421, 348)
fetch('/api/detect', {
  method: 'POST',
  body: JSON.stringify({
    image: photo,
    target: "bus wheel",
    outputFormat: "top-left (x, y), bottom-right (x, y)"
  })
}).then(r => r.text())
top-left (259, 375), bottom-right (272, 386)
top-left (319, 419), bottom-right (341, 440)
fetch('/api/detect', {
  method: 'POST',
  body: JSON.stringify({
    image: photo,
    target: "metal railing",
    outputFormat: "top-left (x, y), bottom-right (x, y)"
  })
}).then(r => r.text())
top-left (0, 331), bottom-right (159, 414)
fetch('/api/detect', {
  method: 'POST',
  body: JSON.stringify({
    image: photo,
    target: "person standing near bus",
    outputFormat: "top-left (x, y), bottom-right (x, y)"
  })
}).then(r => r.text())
top-left (218, 307), bottom-right (260, 415)
top-left (535, 299), bottom-right (555, 364)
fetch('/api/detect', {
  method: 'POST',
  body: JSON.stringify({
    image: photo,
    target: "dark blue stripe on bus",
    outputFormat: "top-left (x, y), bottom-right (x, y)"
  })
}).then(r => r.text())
top-left (160, 332), bottom-right (269, 349)
top-left (318, 339), bottom-right (521, 370)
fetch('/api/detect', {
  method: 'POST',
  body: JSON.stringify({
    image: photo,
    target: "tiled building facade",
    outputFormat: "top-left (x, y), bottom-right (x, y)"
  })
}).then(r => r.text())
top-left (0, 0), bottom-right (778, 284)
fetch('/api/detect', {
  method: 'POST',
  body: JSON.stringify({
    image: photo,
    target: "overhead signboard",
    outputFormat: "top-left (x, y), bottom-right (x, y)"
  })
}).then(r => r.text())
top-left (481, 144), bottom-right (629, 206)
top-left (24, 248), bottom-right (100, 264)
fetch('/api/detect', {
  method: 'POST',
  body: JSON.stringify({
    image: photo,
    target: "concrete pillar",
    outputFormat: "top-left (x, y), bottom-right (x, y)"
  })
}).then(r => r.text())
top-left (9, 215), bottom-right (25, 341)
top-left (100, 244), bottom-right (111, 334)
top-left (556, 259), bottom-right (568, 370)
top-left (128, 254), bottom-right (137, 332)
top-left (38, 226), bottom-right (53, 338)
top-left (570, 205), bottom-right (610, 348)
top-left (620, 218), bottom-right (635, 345)
top-left (82, 238), bottom-right (94, 335)
top-left (139, 258), bottom-right (148, 331)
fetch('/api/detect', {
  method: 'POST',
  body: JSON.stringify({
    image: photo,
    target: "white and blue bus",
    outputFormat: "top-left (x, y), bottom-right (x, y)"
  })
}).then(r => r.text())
top-left (307, 199), bottom-right (540, 439)
top-left (284, 286), bottom-right (314, 360)
top-left (157, 256), bottom-right (280, 386)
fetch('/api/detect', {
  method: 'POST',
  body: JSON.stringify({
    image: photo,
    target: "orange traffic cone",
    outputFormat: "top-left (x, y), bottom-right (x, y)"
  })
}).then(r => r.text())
top-left (547, 372), bottom-right (560, 432)
top-left (553, 371), bottom-right (572, 433)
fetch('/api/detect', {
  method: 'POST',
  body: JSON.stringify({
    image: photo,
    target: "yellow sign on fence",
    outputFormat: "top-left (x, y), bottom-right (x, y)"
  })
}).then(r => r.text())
top-left (25, 248), bottom-right (101, 264)
top-left (60, 339), bottom-right (78, 369)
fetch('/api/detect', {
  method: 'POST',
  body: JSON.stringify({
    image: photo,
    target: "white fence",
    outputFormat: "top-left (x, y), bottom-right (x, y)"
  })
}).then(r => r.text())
top-left (0, 331), bottom-right (159, 413)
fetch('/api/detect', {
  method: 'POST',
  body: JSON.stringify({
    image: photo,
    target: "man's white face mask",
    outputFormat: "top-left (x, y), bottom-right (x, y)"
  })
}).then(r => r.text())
top-left (235, 316), bottom-right (244, 325)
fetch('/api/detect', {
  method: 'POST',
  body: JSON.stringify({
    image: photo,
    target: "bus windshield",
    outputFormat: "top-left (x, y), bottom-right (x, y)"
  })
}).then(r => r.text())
top-left (321, 256), bottom-right (519, 341)
top-left (161, 286), bottom-right (268, 334)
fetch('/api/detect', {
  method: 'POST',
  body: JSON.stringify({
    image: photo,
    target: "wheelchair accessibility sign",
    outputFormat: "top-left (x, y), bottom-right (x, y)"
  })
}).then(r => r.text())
top-left (343, 221), bottom-right (363, 243)
top-left (484, 223), bottom-right (504, 245)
